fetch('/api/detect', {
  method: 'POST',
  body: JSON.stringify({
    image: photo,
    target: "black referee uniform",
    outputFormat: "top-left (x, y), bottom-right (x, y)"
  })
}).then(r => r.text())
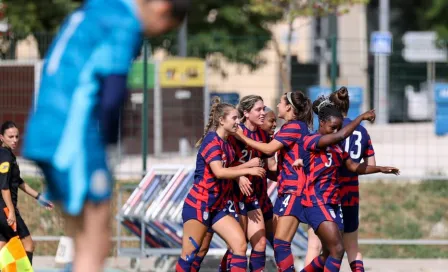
top-left (0, 146), bottom-right (31, 241)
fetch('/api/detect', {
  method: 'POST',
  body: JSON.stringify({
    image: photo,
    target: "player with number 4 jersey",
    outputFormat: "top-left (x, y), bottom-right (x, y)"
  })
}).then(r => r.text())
top-left (234, 91), bottom-right (314, 272)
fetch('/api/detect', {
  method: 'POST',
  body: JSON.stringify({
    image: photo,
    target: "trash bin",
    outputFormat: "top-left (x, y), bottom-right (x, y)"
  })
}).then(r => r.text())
top-left (434, 83), bottom-right (448, 136)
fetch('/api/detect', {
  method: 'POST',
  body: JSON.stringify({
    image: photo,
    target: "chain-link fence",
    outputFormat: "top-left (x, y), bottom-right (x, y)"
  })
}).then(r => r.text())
top-left (1, 32), bottom-right (448, 258)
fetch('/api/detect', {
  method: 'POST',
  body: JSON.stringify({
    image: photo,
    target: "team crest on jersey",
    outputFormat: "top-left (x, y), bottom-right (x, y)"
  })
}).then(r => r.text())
top-left (0, 162), bottom-right (10, 173)
top-left (203, 211), bottom-right (209, 221)
top-left (329, 209), bottom-right (336, 219)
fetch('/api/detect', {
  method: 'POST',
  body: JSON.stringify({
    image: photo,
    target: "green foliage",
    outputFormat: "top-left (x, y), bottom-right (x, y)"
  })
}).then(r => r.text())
top-left (150, 0), bottom-right (282, 71)
top-left (3, 0), bottom-right (79, 37)
top-left (422, 0), bottom-right (448, 40)
top-left (250, 0), bottom-right (369, 18)
top-left (390, 0), bottom-right (448, 41)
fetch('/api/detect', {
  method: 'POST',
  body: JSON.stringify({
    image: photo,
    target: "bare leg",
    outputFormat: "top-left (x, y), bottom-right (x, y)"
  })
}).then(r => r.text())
top-left (304, 226), bottom-right (322, 265)
top-left (67, 201), bottom-right (112, 272)
top-left (343, 230), bottom-right (363, 265)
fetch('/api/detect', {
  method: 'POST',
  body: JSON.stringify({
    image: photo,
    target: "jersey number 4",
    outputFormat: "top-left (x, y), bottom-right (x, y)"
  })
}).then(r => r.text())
top-left (344, 131), bottom-right (362, 159)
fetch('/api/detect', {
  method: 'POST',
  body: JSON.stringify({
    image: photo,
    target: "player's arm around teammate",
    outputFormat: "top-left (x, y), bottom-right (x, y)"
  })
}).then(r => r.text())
top-left (329, 87), bottom-right (376, 271)
top-left (236, 91), bottom-right (315, 272)
top-left (0, 121), bottom-right (53, 265)
top-left (299, 98), bottom-right (397, 272)
top-left (176, 98), bottom-right (265, 272)
top-left (225, 95), bottom-right (272, 272)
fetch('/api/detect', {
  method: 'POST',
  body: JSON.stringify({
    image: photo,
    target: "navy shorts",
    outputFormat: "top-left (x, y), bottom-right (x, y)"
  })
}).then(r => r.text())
top-left (304, 204), bottom-right (344, 232)
top-left (182, 202), bottom-right (233, 231)
top-left (341, 205), bottom-right (359, 233)
top-left (223, 200), bottom-right (239, 222)
top-left (236, 198), bottom-right (260, 217)
top-left (273, 194), bottom-right (307, 223)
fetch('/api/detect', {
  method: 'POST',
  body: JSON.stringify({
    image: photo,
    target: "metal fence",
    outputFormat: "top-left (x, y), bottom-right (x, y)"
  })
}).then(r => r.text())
top-left (1, 32), bottom-right (448, 260)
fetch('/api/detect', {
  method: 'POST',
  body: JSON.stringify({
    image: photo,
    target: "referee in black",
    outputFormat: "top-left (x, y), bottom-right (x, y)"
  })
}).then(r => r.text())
top-left (0, 121), bottom-right (53, 265)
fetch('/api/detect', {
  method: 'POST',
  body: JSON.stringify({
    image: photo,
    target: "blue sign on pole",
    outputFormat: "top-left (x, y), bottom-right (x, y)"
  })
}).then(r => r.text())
top-left (370, 31), bottom-right (392, 55)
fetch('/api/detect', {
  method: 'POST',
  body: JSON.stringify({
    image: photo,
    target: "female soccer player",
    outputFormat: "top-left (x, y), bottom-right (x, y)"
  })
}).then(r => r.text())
top-left (234, 91), bottom-right (314, 272)
top-left (261, 107), bottom-right (277, 137)
top-left (299, 97), bottom-right (398, 272)
top-left (259, 106), bottom-right (278, 246)
top-left (0, 121), bottom-right (53, 265)
top-left (330, 87), bottom-right (376, 271)
top-left (304, 87), bottom-right (377, 271)
top-left (225, 95), bottom-right (273, 272)
top-left (23, 1), bottom-right (190, 271)
top-left (176, 97), bottom-right (266, 272)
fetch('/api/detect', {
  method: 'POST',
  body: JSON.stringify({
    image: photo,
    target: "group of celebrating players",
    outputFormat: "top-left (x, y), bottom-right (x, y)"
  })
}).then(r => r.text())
top-left (7, 0), bottom-right (401, 270)
top-left (176, 87), bottom-right (400, 272)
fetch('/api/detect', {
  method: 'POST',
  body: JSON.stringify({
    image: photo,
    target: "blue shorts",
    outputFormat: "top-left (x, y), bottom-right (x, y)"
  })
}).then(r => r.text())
top-left (304, 204), bottom-right (344, 232)
top-left (182, 202), bottom-right (233, 231)
top-left (341, 205), bottom-right (359, 233)
top-left (273, 194), bottom-right (307, 223)
top-left (37, 147), bottom-right (113, 216)
top-left (223, 200), bottom-right (239, 222)
top-left (238, 199), bottom-right (261, 217)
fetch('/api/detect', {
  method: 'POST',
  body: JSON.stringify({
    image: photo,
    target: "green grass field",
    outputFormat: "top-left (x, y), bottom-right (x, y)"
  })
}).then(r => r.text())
top-left (358, 180), bottom-right (448, 258)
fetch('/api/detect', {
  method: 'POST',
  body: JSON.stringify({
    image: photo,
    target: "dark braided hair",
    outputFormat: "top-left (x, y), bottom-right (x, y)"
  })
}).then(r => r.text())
top-left (195, 97), bottom-right (235, 147)
top-left (312, 96), bottom-right (343, 122)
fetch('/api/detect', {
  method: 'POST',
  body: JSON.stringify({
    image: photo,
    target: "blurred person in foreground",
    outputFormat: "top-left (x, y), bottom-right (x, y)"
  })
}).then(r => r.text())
top-left (23, 1), bottom-right (190, 271)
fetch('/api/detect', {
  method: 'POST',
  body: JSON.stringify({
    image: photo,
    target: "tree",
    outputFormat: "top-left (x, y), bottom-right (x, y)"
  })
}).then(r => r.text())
top-left (249, 0), bottom-right (369, 94)
top-left (385, 0), bottom-right (448, 41)
top-left (2, 0), bottom-right (79, 57)
top-left (149, 0), bottom-right (283, 76)
top-left (420, 0), bottom-right (448, 41)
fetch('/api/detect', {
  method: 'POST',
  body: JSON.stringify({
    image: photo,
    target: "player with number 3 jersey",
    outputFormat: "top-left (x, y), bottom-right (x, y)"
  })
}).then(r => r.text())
top-left (298, 96), bottom-right (399, 272)
top-left (330, 87), bottom-right (376, 272)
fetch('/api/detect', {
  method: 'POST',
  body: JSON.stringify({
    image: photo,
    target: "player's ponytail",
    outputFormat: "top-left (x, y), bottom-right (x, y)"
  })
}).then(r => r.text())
top-left (329, 86), bottom-right (350, 114)
top-left (285, 91), bottom-right (313, 129)
top-left (238, 95), bottom-right (263, 123)
top-left (196, 97), bottom-right (220, 147)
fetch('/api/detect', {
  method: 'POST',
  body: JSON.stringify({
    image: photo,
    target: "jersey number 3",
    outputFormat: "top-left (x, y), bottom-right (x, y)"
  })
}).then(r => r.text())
top-left (324, 153), bottom-right (333, 167)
